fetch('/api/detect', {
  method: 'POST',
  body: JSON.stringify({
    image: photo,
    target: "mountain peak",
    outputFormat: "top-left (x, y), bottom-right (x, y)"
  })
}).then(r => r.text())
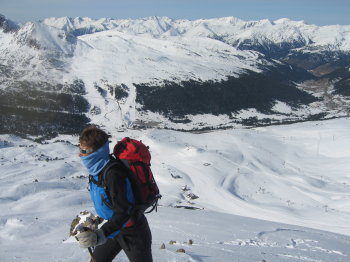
top-left (273, 18), bottom-right (308, 26)
top-left (0, 13), bottom-right (19, 32)
top-left (217, 16), bottom-right (244, 24)
top-left (42, 16), bottom-right (76, 31)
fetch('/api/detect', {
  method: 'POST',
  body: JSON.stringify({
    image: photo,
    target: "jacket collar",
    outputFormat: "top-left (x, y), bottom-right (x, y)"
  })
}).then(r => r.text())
top-left (80, 142), bottom-right (110, 176)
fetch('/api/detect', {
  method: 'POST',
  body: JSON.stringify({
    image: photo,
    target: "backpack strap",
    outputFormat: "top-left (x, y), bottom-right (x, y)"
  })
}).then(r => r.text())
top-left (88, 157), bottom-right (123, 189)
top-left (92, 157), bottom-right (139, 216)
top-left (92, 155), bottom-right (161, 214)
top-left (101, 159), bottom-right (123, 188)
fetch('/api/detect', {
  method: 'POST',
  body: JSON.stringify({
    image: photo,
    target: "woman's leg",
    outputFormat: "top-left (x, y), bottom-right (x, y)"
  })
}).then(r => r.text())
top-left (116, 217), bottom-right (153, 262)
top-left (92, 238), bottom-right (122, 262)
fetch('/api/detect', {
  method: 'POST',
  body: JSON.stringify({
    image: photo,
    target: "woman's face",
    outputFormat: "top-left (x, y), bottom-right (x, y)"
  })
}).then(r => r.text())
top-left (79, 142), bottom-right (94, 157)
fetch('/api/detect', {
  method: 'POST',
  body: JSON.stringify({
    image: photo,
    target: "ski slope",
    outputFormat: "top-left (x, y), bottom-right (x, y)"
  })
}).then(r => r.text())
top-left (1, 118), bottom-right (350, 261)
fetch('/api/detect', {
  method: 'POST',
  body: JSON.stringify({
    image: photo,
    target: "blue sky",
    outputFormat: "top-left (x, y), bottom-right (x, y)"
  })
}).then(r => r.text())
top-left (1, 0), bottom-right (349, 26)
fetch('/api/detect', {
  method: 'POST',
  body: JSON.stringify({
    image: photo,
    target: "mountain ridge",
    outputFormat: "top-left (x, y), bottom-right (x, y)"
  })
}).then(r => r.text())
top-left (41, 15), bottom-right (350, 52)
top-left (0, 13), bottom-right (349, 138)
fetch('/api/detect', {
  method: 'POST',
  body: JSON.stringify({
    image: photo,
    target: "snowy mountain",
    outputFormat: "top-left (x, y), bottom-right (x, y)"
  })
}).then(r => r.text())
top-left (0, 14), bottom-right (350, 138)
top-left (1, 14), bottom-right (350, 262)
top-left (42, 16), bottom-right (350, 52)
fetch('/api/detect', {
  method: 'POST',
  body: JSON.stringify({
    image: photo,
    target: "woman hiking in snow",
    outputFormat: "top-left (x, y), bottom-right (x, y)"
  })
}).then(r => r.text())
top-left (76, 125), bottom-right (153, 262)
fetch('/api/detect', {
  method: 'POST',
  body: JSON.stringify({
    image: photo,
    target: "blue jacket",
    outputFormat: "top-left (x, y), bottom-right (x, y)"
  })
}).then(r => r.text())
top-left (81, 142), bottom-right (136, 238)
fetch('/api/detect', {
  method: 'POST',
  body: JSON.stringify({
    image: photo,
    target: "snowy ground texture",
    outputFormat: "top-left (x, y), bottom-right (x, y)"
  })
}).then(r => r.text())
top-left (1, 118), bottom-right (350, 262)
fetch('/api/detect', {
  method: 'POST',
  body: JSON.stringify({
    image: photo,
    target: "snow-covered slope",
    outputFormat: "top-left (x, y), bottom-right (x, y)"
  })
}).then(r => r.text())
top-left (69, 27), bottom-right (271, 129)
top-left (72, 28), bottom-right (263, 85)
top-left (1, 118), bottom-right (350, 261)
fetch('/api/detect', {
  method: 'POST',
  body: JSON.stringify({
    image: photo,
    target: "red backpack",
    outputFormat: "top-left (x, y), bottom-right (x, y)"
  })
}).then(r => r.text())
top-left (110, 137), bottom-right (161, 213)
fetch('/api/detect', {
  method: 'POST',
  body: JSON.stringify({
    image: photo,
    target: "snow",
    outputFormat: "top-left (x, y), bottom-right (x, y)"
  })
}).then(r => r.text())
top-left (2, 14), bottom-right (350, 261)
top-left (68, 27), bottom-right (265, 127)
top-left (2, 15), bottom-right (350, 131)
top-left (1, 118), bottom-right (350, 261)
top-left (0, 21), bottom-right (74, 84)
top-left (70, 29), bottom-right (262, 85)
top-left (42, 16), bottom-right (350, 52)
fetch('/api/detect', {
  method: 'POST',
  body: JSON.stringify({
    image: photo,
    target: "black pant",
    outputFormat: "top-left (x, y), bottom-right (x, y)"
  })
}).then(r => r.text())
top-left (92, 216), bottom-right (153, 262)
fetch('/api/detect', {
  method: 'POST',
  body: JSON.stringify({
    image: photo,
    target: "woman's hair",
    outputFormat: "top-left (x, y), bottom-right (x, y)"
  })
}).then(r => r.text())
top-left (79, 125), bottom-right (111, 151)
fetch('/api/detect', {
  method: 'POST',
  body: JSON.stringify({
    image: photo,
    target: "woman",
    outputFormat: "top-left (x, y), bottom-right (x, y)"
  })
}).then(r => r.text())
top-left (76, 125), bottom-right (153, 262)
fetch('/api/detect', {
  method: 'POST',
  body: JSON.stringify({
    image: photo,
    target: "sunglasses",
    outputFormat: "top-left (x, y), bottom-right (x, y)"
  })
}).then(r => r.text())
top-left (79, 147), bottom-right (94, 154)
